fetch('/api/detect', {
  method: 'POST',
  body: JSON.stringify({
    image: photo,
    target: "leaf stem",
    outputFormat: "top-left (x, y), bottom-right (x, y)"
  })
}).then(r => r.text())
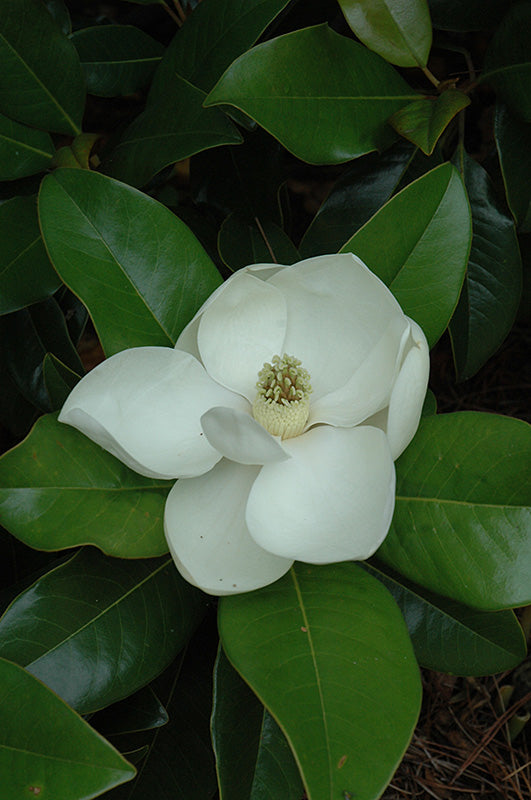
top-left (254, 217), bottom-right (278, 263)
top-left (422, 65), bottom-right (441, 90)
top-left (163, 1), bottom-right (182, 26)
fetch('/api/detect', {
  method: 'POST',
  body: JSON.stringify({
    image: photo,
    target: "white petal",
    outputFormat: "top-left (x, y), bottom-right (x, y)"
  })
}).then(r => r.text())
top-left (197, 270), bottom-right (287, 400)
top-left (246, 425), bottom-right (395, 563)
top-left (386, 319), bottom-right (430, 459)
top-left (201, 406), bottom-right (289, 465)
top-left (59, 347), bottom-right (245, 479)
top-left (164, 460), bottom-right (293, 595)
top-left (310, 316), bottom-right (410, 428)
top-left (268, 253), bottom-right (406, 400)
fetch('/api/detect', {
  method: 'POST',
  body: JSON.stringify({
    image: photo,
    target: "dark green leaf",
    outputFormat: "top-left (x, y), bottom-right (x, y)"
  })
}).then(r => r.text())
top-left (482, 2), bottom-right (531, 123)
top-left (50, 132), bottom-right (100, 170)
top-left (365, 563), bottom-right (527, 675)
top-left (0, 111), bottom-right (53, 179)
top-left (428, 0), bottom-right (516, 31)
top-left (390, 90), bottom-right (470, 155)
top-left (421, 388), bottom-right (437, 416)
top-left (218, 213), bottom-right (299, 271)
top-left (496, 103), bottom-right (531, 231)
top-left (378, 412), bottom-right (531, 610)
top-left (0, 548), bottom-right (204, 713)
top-left (0, 195), bottom-right (60, 315)
top-left (341, 162), bottom-right (471, 346)
top-left (0, 656), bottom-right (135, 799)
top-left (39, 168), bottom-right (222, 355)
top-left (299, 142), bottom-right (416, 258)
top-left (72, 25), bottom-right (164, 98)
top-left (42, 353), bottom-right (81, 409)
top-left (0, 0), bottom-right (84, 134)
top-left (43, 0), bottom-right (71, 35)
top-left (0, 413), bottom-right (172, 557)
top-left (92, 686), bottom-right (168, 737)
top-left (450, 148), bottom-right (522, 380)
top-left (338, 0), bottom-right (433, 68)
top-left (0, 348), bottom-right (37, 439)
top-left (205, 25), bottom-right (417, 164)
top-left (212, 647), bottom-right (304, 800)
top-left (219, 563), bottom-right (421, 800)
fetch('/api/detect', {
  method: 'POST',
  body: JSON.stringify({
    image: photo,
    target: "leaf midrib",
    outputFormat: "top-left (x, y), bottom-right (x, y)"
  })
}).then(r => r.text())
top-left (396, 495), bottom-right (528, 509)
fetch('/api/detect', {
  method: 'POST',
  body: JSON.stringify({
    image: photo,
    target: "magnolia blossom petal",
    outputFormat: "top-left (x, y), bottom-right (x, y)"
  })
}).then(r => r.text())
top-left (268, 253), bottom-right (406, 400)
top-left (59, 347), bottom-right (245, 479)
top-left (309, 316), bottom-right (410, 428)
top-left (246, 425), bottom-right (395, 563)
top-left (201, 406), bottom-right (289, 465)
top-left (385, 319), bottom-right (430, 459)
top-left (165, 460), bottom-right (293, 595)
top-left (197, 271), bottom-right (287, 400)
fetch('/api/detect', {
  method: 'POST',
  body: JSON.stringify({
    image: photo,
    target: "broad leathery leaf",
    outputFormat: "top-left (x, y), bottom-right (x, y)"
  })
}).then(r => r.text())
top-left (0, 347), bottom-right (37, 439)
top-left (496, 103), bottom-right (531, 231)
top-left (104, 72), bottom-right (242, 188)
top-left (43, 0), bottom-right (71, 35)
top-left (365, 563), bottom-right (527, 675)
top-left (0, 657), bottom-right (135, 800)
top-left (481, 2), bottom-right (531, 123)
top-left (378, 412), bottom-right (531, 610)
top-left (428, 0), bottom-right (516, 31)
top-left (0, 548), bottom-right (205, 714)
top-left (338, 0), bottom-right (432, 68)
top-left (205, 25), bottom-right (417, 165)
top-left (341, 162), bottom-right (471, 346)
top-left (0, 111), bottom-right (53, 180)
top-left (38, 168), bottom-right (222, 355)
top-left (72, 25), bottom-right (164, 97)
top-left (91, 686), bottom-right (168, 738)
top-left (0, 413), bottom-right (172, 557)
top-left (390, 90), bottom-right (470, 155)
top-left (0, 0), bottom-right (84, 134)
top-left (300, 142), bottom-right (416, 258)
top-left (0, 195), bottom-right (60, 315)
top-left (212, 647), bottom-right (304, 800)
top-left (42, 352), bottom-right (81, 409)
top-left (218, 213), bottom-right (299, 271)
top-left (450, 148), bottom-right (521, 380)
top-left (219, 563), bottom-right (421, 800)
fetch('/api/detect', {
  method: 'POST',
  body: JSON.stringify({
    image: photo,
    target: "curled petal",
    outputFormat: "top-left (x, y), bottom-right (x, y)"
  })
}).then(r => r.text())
top-left (268, 253), bottom-right (406, 400)
top-left (246, 425), bottom-right (395, 563)
top-left (201, 406), bottom-right (289, 465)
top-left (59, 347), bottom-right (245, 479)
top-left (164, 460), bottom-right (293, 595)
top-left (197, 271), bottom-right (287, 400)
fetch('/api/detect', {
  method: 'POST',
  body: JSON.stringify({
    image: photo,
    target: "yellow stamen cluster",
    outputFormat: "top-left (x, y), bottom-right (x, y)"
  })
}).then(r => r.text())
top-left (252, 354), bottom-right (312, 439)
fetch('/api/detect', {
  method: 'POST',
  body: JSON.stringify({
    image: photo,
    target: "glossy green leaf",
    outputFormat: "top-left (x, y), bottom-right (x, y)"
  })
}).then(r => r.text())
top-left (42, 353), bottom-right (81, 409)
top-left (378, 412), bottom-right (531, 610)
top-left (0, 657), bottom-right (135, 800)
top-left (365, 563), bottom-right (527, 675)
top-left (92, 686), bottom-right (168, 738)
top-left (72, 25), bottom-right (164, 97)
top-left (421, 388), bottom-right (437, 416)
top-left (0, 347), bottom-right (37, 439)
top-left (0, 548), bottom-right (204, 714)
top-left (299, 142), bottom-right (416, 258)
top-left (43, 0), bottom-right (71, 35)
top-left (390, 90), bottom-right (470, 155)
top-left (0, 111), bottom-right (53, 179)
top-left (206, 25), bottom-right (417, 165)
top-left (212, 647), bottom-right (304, 800)
top-left (0, 195), bottom-right (60, 315)
top-left (450, 148), bottom-right (521, 380)
top-left (0, 0), bottom-right (84, 135)
top-left (482, 3), bottom-right (531, 123)
top-left (496, 103), bottom-right (531, 231)
top-left (0, 413), bottom-right (172, 557)
top-left (219, 563), bottom-right (421, 800)
top-left (218, 213), bottom-right (299, 271)
top-left (341, 163), bottom-right (471, 345)
top-left (338, 0), bottom-right (432, 68)
top-left (39, 168), bottom-right (222, 355)
top-left (428, 0), bottom-right (515, 31)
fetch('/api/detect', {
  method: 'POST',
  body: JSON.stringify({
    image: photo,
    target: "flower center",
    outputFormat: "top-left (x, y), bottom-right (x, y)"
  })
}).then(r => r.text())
top-left (252, 354), bottom-right (312, 439)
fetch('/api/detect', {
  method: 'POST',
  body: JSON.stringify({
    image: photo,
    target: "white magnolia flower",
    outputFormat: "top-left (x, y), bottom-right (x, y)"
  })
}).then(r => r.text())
top-left (60, 254), bottom-right (429, 595)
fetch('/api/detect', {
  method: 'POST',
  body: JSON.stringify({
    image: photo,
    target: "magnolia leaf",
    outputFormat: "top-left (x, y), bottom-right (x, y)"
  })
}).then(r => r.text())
top-left (219, 563), bottom-right (421, 800)
top-left (341, 162), bottom-right (471, 346)
top-left (50, 132), bottom-right (100, 170)
top-left (338, 0), bottom-right (433, 68)
top-left (378, 412), bottom-right (531, 610)
top-left (496, 103), bottom-right (531, 231)
top-left (205, 25), bottom-right (417, 164)
top-left (0, 548), bottom-right (204, 714)
top-left (389, 90), bottom-right (470, 155)
top-left (449, 148), bottom-right (522, 380)
top-left (365, 563), bottom-right (527, 675)
top-left (0, 111), bottom-right (53, 179)
top-left (428, 0), bottom-right (513, 31)
top-left (0, 0), bottom-right (84, 134)
top-left (42, 352), bottom-right (81, 409)
top-left (0, 413), bottom-right (172, 558)
top-left (39, 168), bottom-right (222, 355)
top-left (218, 213), bottom-right (299, 271)
top-left (0, 656), bottom-right (135, 800)
top-left (91, 687), bottom-right (169, 738)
